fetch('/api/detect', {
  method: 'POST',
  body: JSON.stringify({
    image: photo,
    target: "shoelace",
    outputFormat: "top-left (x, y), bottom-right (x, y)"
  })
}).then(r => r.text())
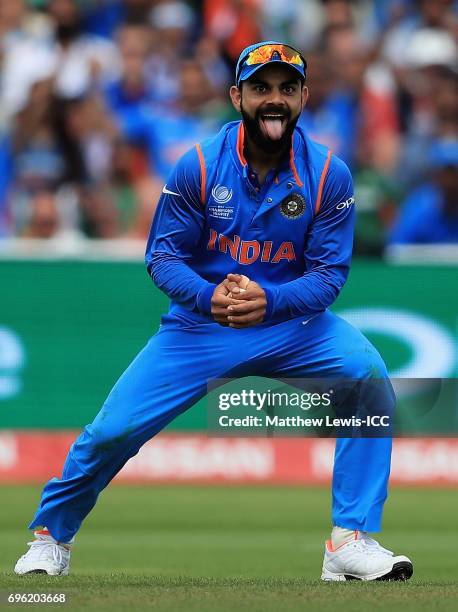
top-left (360, 535), bottom-right (394, 556)
top-left (350, 538), bottom-right (393, 557)
top-left (24, 540), bottom-right (65, 565)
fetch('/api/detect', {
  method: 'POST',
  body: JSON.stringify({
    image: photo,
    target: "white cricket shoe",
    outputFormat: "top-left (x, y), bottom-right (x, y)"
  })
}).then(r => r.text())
top-left (14, 529), bottom-right (71, 576)
top-left (321, 532), bottom-right (413, 581)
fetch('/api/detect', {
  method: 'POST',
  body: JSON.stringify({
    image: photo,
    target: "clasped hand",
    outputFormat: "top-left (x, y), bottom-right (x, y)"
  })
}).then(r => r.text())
top-left (211, 273), bottom-right (267, 328)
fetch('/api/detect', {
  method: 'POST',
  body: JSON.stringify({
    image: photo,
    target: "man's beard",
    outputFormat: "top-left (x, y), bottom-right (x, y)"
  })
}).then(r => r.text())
top-left (241, 104), bottom-right (299, 155)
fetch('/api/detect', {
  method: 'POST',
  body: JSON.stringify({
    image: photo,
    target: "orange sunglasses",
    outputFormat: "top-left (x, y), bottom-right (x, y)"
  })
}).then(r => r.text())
top-left (245, 44), bottom-right (304, 68)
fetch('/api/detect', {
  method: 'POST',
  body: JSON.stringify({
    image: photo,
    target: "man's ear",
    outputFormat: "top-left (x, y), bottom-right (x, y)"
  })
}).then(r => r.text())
top-left (230, 85), bottom-right (242, 113)
top-left (301, 85), bottom-right (309, 110)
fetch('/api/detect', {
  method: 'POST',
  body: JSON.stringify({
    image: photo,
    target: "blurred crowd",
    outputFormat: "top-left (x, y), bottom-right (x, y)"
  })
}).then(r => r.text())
top-left (0, 0), bottom-right (457, 253)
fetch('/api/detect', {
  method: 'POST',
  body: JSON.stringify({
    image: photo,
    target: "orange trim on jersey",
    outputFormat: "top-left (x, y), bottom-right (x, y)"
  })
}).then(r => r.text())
top-left (238, 122), bottom-right (301, 186)
top-left (289, 145), bottom-right (303, 187)
top-left (236, 122), bottom-right (247, 166)
top-left (314, 149), bottom-right (332, 215)
top-left (195, 143), bottom-right (206, 206)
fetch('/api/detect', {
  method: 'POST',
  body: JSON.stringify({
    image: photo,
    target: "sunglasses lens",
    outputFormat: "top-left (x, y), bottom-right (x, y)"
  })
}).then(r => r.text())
top-left (246, 45), bottom-right (303, 67)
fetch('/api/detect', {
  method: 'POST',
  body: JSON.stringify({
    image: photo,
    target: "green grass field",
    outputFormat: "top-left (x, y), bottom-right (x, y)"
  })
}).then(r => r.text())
top-left (0, 485), bottom-right (457, 611)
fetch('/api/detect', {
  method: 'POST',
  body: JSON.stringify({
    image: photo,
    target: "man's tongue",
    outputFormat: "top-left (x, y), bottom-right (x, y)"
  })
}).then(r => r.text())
top-left (261, 117), bottom-right (284, 140)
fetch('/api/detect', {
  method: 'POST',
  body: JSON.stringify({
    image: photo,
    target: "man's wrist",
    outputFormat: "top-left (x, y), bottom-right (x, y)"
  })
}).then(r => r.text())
top-left (263, 287), bottom-right (274, 321)
top-left (197, 283), bottom-right (218, 315)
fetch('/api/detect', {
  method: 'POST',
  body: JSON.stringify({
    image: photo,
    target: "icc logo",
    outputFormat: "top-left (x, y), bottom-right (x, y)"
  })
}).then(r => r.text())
top-left (211, 184), bottom-right (233, 204)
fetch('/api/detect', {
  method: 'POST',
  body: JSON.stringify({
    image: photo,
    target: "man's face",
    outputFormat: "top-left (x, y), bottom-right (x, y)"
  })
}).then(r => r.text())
top-left (230, 64), bottom-right (308, 154)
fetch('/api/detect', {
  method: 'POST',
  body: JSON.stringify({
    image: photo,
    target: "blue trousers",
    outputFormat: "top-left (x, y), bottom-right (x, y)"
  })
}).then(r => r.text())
top-left (29, 310), bottom-right (394, 543)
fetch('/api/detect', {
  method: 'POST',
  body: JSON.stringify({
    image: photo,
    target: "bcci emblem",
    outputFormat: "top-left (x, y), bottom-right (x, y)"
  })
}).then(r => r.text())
top-left (280, 193), bottom-right (306, 219)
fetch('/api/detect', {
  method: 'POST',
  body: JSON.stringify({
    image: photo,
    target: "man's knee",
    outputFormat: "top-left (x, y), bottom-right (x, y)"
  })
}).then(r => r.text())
top-left (337, 334), bottom-right (395, 411)
top-left (339, 336), bottom-right (389, 380)
top-left (66, 421), bottom-right (137, 476)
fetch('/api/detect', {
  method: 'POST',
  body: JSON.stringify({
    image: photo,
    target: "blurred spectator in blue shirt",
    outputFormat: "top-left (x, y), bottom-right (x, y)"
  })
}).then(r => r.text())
top-left (103, 23), bottom-right (154, 115)
top-left (81, 0), bottom-right (153, 39)
top-left (389, 140), bottom-right (458, 244)
top-left (396, 59), bottom-right (457, 189)
top-left (193, 35), bottom-right (232, 96)
top-left (117, 58), bottom-right (223, 180)
top-left (146, 1), bottom-right (197, 107)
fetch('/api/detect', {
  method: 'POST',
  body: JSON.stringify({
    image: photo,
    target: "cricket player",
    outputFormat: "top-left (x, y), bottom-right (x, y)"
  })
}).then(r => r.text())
top-left (15, 41), bottom-right (413, 581)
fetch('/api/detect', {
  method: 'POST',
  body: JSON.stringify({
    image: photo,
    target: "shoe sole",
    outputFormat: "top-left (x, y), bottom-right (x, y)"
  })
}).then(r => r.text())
top-left (15, 567), bottom-right (69, 576)
top-left (374, 561), bottom-right (413, 582)
top-left (322, 561), bottom-right (414, 582)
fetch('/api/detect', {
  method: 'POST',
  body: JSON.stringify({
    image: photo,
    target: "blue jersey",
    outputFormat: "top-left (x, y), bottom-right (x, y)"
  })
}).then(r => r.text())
top-left (145, 120), bottom-right (355, 323)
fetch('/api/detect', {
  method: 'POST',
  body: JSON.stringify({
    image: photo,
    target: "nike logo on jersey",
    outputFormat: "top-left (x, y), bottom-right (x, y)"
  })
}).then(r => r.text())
top-left (162, 185), bottom-right (181, 196)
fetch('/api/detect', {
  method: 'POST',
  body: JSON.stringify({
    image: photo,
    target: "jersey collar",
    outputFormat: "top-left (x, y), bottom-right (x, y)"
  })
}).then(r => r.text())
top-left (233, 121), bottom-right (303, 187)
